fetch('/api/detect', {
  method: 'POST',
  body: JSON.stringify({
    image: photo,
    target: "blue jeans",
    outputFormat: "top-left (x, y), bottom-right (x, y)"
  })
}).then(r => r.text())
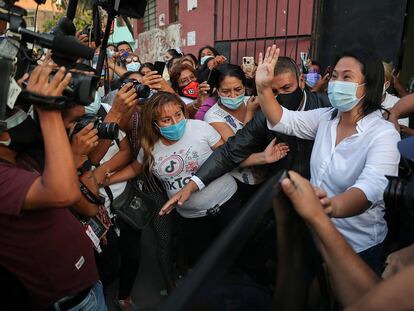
top-left (53, 282), bottom-right (108, 311)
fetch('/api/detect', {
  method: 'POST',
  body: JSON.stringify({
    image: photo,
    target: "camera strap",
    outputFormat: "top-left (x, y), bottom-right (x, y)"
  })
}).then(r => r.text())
top-left (79, 181), bottom-right (105, 205)
top-left (19, 90), bottom-right (69, 110)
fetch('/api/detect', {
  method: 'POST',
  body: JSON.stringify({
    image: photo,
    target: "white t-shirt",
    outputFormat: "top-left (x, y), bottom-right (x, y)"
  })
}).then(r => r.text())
top-left (98, 103), bottom-right (127, 214)
top-left (137, 119), bottom-right (237, 218)
top-left (268, 107), bottom-right (400, 253)
top-left (204, 98), bottom-right (265, 185)
top-left (382, 92), bottom-right (409, 127)
top-left (180, 96), bottom-right (195, 105)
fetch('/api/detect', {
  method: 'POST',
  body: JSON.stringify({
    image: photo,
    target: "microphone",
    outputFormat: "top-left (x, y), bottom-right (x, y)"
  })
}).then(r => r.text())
top-left (19, 28), bottom-right (94, 60)
top-left (50, 17), bottom-right (76, 36)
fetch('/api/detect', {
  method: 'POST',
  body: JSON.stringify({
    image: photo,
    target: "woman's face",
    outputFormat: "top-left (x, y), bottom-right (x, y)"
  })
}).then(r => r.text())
top-left (156, 102), bottom-right (185, 128)
top-left (178, 69), bottom-right (196, 88)
top-left (164, 52), bottom-right (173, 62)
top-left (331, 57), bottom-right (366, 100)
top-left (140, 66), bottom-right (152, 76)
top-left (201, 48), bottom-right (215, 58)
top-left (218, 76), bottom-right (245, 98)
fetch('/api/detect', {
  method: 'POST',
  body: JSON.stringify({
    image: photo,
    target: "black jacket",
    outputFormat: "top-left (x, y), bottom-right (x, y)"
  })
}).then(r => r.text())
top-left (195, 89), bottom-right (331, 185)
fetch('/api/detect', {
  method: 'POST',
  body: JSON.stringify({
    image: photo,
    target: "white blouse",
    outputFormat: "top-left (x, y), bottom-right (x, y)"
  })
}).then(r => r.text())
top-left (268, 107), bottom-right (400, 252)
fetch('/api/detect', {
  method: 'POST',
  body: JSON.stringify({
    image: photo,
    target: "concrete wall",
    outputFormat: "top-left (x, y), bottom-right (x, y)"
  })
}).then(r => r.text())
top-left (136, 24), bottom-right (182, 63)
top-left (135, 0), bottom-right (215, 62)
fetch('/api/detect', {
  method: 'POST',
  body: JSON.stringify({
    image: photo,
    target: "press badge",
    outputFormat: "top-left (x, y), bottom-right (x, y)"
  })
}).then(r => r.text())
top-left (84, 224), bottom-right (102, 253)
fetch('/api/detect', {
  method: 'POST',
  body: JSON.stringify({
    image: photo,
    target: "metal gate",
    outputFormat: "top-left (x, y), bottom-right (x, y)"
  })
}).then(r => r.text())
top-left (214, 0), bottom-right (317, 65)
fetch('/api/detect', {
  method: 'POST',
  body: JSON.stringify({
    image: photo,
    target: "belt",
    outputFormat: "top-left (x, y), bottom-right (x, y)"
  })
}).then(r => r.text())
top-left (47, 286), bottom-right (92, 311)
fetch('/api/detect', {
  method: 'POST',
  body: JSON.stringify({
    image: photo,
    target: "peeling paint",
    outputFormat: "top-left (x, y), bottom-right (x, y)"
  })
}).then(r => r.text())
top-left (137, 24), bottom-right (182, 63)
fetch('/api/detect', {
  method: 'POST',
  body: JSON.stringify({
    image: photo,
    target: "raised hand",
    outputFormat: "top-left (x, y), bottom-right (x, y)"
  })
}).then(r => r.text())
top-left (255, 45), bottom-right (280, 90)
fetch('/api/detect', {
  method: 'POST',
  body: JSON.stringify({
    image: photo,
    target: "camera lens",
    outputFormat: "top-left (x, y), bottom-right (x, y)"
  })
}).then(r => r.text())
top-left (97, 122), bottom-right (119, 140)
top-left (135, 84), bottom-right (151, 99)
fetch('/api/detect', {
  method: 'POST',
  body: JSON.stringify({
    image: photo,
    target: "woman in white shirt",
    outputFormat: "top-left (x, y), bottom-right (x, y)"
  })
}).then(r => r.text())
top-left (204, 64), bottom-right (287, 201)
top-left (105, 92), bottom-right (288, 265)
top-left (256, 46), bottom-right (400, 273)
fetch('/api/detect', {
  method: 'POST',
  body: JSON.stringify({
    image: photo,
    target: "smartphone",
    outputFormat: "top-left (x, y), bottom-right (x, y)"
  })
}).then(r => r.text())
top-left (323, 66), bottom-right (333, 78)
top-left (243, 56), bottom-right (255, 73)
top-left (154, 61), bottom-right (166, 76)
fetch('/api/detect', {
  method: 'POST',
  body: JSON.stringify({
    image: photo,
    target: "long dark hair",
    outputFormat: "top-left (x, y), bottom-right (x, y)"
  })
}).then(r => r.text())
top-left (197, 45), bottom-right (219, 63)
top-left (332, 48), bottom-right (385, 118)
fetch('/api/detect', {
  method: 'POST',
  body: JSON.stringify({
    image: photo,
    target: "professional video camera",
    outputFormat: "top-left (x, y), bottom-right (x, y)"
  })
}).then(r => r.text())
top-left (72, 114), bottom-right (119, 140)
top-left (384, 137), bottom-right (414, 247)
top-left (0, 0), bottom-right (97, 134)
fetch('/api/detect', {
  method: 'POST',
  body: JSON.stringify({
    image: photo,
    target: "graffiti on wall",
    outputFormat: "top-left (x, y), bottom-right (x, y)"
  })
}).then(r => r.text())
top-left (137, 24), bottom-right (182, 63)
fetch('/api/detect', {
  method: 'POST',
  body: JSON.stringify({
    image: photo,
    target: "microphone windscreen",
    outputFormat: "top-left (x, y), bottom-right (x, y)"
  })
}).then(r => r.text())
top-left (52, 36), bottom-right (95, 60)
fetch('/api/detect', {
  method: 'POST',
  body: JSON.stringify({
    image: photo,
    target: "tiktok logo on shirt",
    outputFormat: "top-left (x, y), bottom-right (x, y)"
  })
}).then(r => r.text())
top-left (158, 155), bottom-right (184, 177)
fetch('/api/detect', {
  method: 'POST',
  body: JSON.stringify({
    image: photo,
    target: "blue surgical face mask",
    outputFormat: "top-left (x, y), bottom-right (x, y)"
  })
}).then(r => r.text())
top-left (157, 118), bottom-right (186, 141)
top-left (328, 81), bottom-right (365, 112)
top-left (306, 72), bottom-right (321, 88)
top-left (219, 93), bottom-right (245, 110)
top-left (200, 55), bottom-right (212, 65)
top-left (85, 92), bottom-right (101, 114)
top-left (126, 61), bottom-right (141, 72)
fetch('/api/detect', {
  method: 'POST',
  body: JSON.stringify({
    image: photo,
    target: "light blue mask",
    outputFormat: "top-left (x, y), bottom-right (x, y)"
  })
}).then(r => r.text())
top-left (126, 61), bottom-right (141, 72)
top-left (219, 93), bottom-right (245, 110)
top-left (158, 119), bottom-right (186, 141)
top-left (306, 72), bottom-right (321, 88)
top-left (328, 81), bottom-right (365, 112)
top-left (200, 55), bottom-right (212, 65)
top-left (85, 92), bottom-right (101, 114)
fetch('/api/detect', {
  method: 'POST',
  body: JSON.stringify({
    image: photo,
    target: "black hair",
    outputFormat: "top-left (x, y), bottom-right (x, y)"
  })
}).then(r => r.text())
top-left (333, 48), bottom-right (385, 118)
top-left (311, 60), bottom-right (321, 68)
top-left (215, 64), bottom-right (246, 89)
top-left (139, 62), bottom-right (155, 75)
top-left (184, 53), bottom-right (198, 65)
top-left (167, 49), bottom-right (182, 58)
top-left (119, 71), bottom-right (142, 84)
top-left (197, 45), bottom-right (219, 63)
top-left (116, 41), bottom-right (132, 51)
top-left (274, 56), bottom-right (300, 82)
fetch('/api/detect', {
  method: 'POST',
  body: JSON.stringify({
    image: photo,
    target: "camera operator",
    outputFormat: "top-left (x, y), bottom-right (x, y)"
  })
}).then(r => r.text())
top-left (0, 65), bottom-right (107, 310)
top-left (281, 171), bottom-right (414, 311)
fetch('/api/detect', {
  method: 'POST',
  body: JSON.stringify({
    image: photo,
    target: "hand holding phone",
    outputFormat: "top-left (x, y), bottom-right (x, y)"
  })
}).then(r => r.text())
top-left (242, 56), bottom-right (255, 74)
top-left (154, 61), bottom-right (166, 76)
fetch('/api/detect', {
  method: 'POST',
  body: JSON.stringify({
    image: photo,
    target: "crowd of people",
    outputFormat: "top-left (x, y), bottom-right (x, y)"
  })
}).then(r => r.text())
top-left (1, 17), bottom-right (414, 311)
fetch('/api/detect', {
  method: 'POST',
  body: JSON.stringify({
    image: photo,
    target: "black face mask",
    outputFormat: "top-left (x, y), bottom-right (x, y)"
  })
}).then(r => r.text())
top-left (276, 86), bottom-right (304, 111)
top-left (8, 116), bottom-right (43, 153)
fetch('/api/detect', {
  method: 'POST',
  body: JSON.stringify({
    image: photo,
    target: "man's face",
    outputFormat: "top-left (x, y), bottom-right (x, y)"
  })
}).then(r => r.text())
top-left (118, 44), bottom-right (132, 54)
top-left (271, 71), bottom-right (300, 96)
top-left (62, 105), bottom-right (86, 131)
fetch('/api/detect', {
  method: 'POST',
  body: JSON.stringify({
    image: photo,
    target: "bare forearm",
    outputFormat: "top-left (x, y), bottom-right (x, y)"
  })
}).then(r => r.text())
top-left (72, 195), bottom-right (99, 217)
top-left (331, 188), bottom-right (369, 218)
top-left (39, 112), bottom-right (80, 200)
top-left (100, 149), bottom-right (132, 173)
top-left (308, 215), bottom-right (380, 306)
top-left (108, 161), bottom-right (141, 184)
top-left (257, 87), bottom-right (283, 126)
top-left (390, 93), bottom-right (414, 118)
top-left (345, 265), bottom-right (414, 311)
top-left (240, 152), bottom-right (266, 168)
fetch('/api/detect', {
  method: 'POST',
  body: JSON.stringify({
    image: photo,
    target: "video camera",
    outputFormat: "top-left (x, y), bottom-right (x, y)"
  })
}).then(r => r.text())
top-left (384, 137), bottom-right (414, 247)
top-left (0, 0), bottom-right (97, 133)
